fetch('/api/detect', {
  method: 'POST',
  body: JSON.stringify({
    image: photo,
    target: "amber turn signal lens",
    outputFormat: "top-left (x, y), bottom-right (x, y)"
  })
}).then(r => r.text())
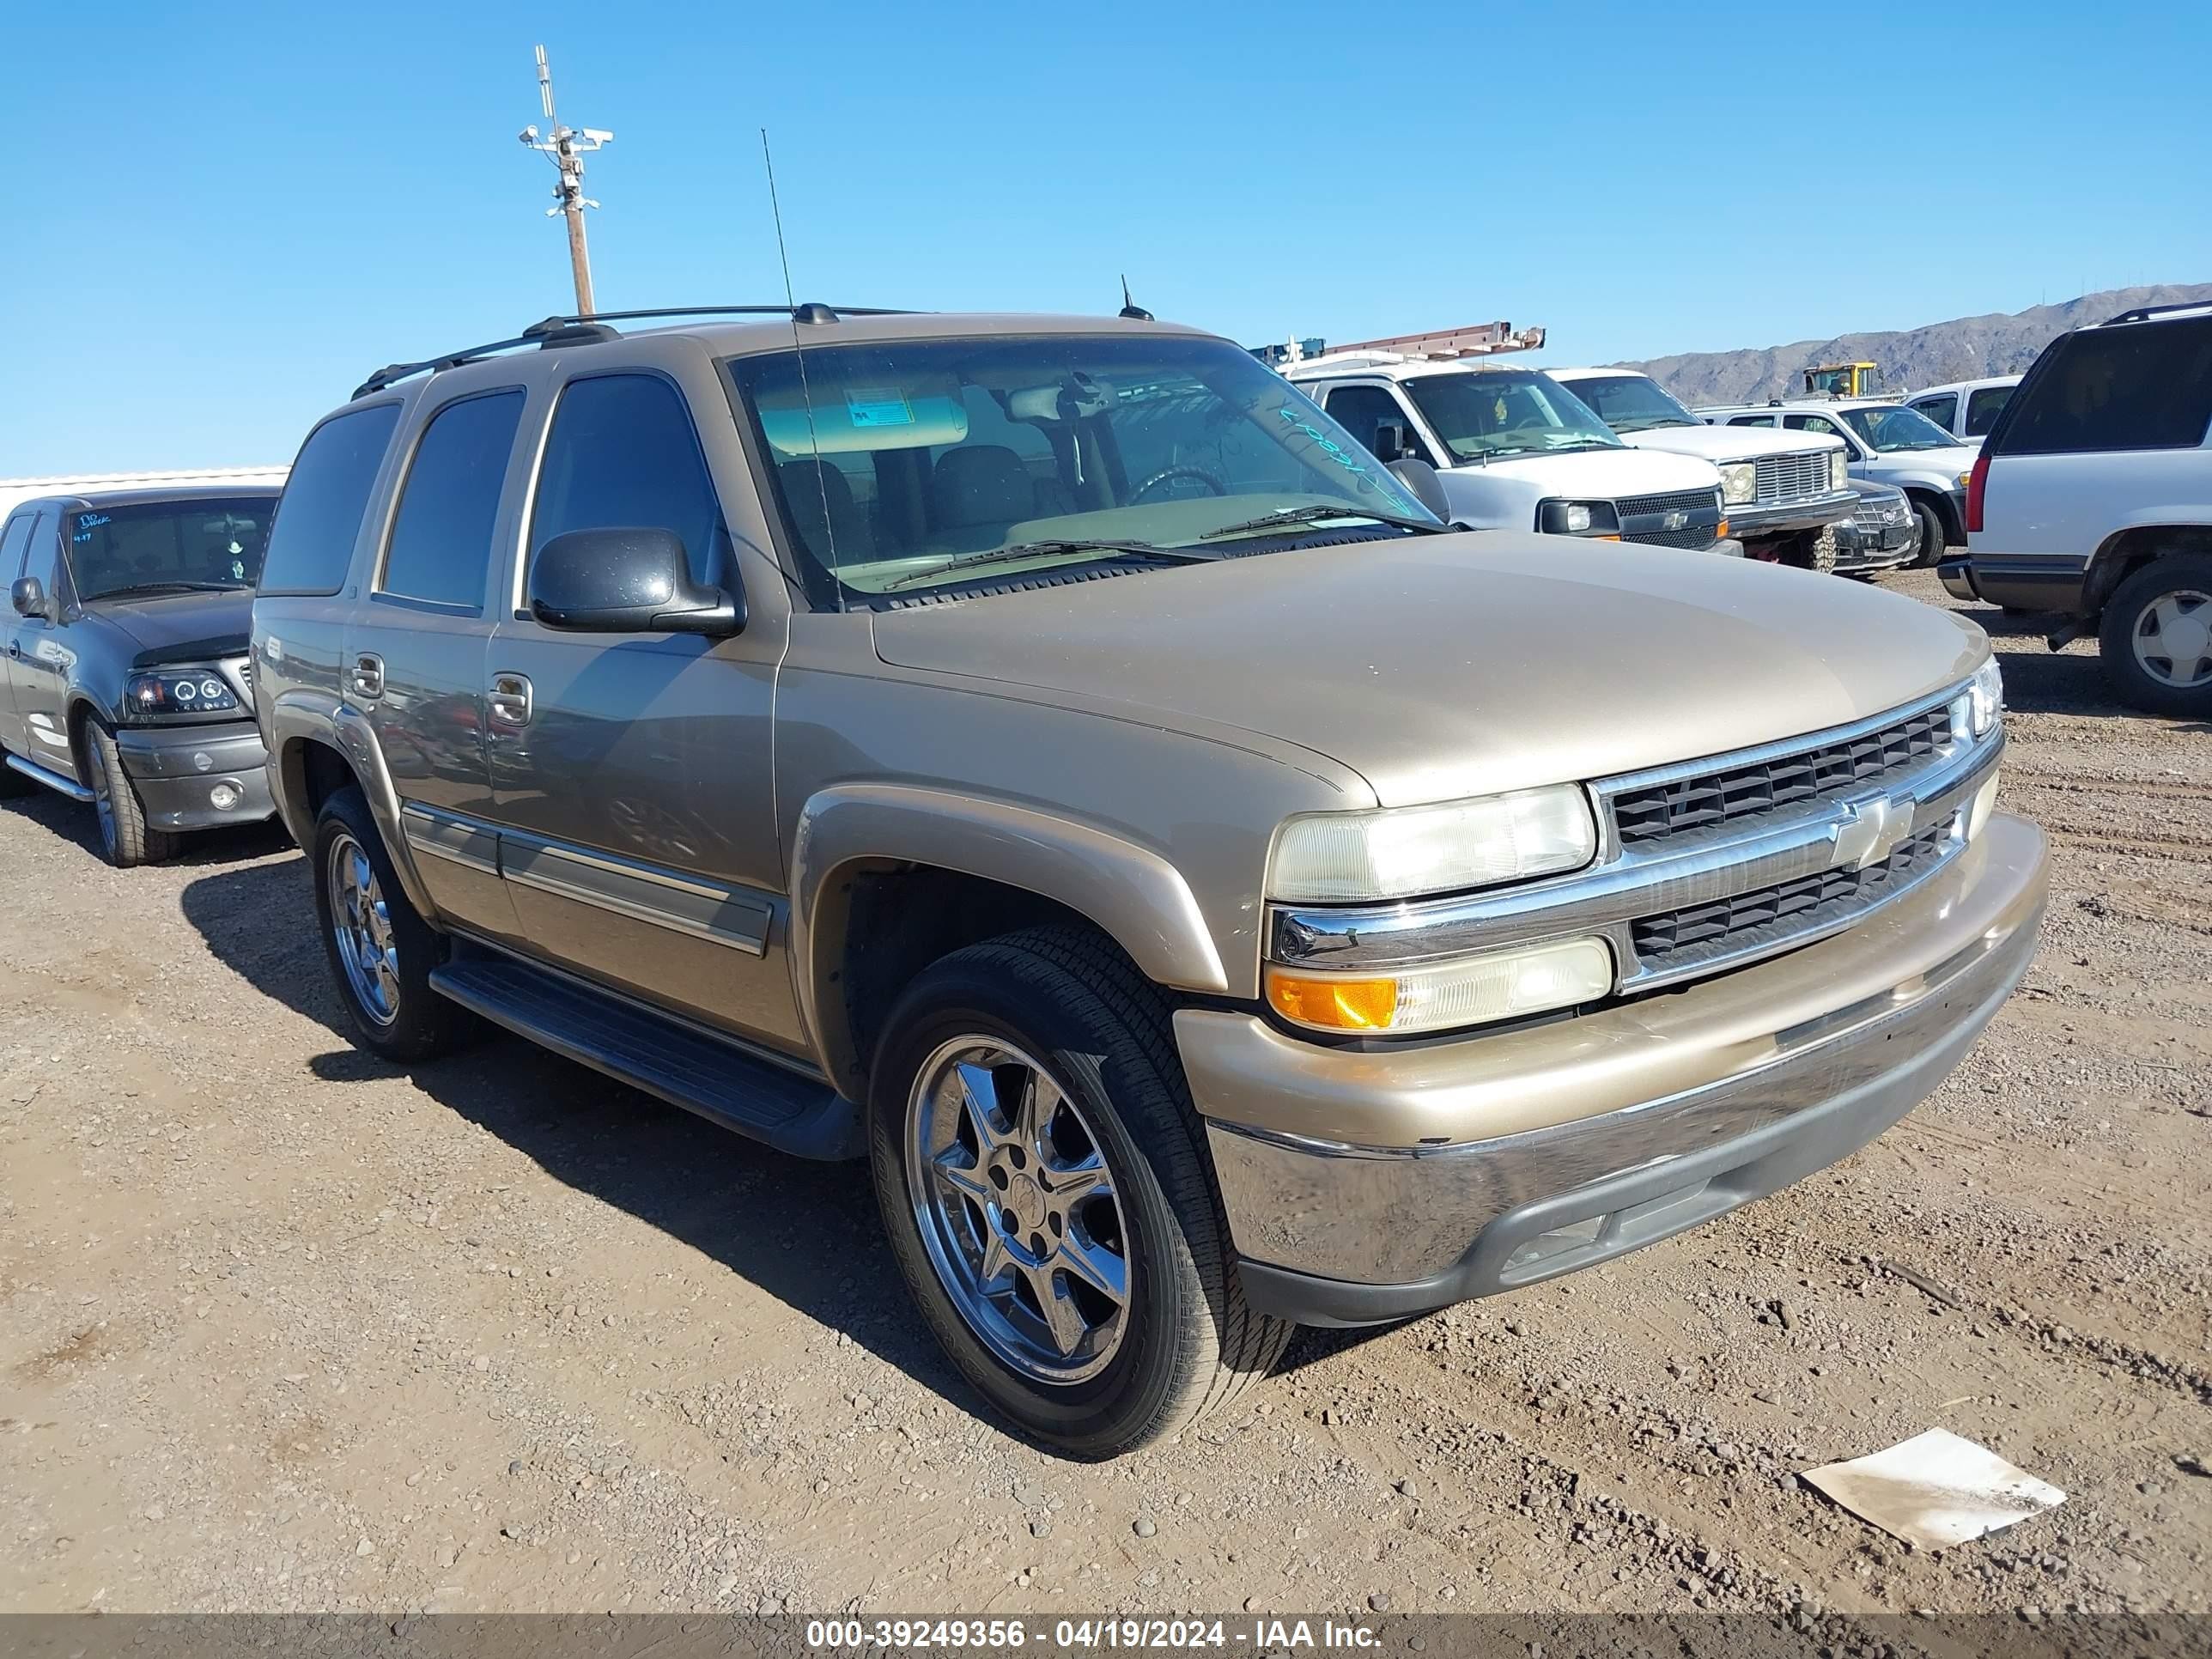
top-left (1265, 971), bottom-right (1399, 1030)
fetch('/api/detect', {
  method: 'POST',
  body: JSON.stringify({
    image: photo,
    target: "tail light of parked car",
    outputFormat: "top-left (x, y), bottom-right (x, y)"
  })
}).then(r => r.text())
top-left (1966, 448), bottom-right (1990, 535)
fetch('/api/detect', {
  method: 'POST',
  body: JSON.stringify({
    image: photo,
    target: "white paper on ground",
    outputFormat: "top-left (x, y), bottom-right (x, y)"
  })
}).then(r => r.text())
top-left (1800, 1427), bottom-right (2065, 1549)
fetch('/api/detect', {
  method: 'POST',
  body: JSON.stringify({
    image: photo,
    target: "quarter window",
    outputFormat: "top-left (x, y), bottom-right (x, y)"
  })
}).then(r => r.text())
top-left (2000, 318), bottom-right (2212, 454)
top-left (1728, 415), bottom-right (1778, 428)
top-left (261, 402), bottom-right (403, 596)
top-left (379, 391), bottom-right (525, 610)
top-left (530, 374), bottom-right (726, 586)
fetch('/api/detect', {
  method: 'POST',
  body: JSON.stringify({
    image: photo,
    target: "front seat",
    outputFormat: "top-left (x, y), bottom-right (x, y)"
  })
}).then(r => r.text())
top-left (931, 446), bottom-right (1036, 544)
top-left (778, 459), bottom-right (873, 569)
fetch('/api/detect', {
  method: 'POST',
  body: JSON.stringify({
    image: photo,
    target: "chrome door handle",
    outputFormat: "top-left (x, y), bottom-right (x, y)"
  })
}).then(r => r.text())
top-left (488, 672), bottom-right (532, 728)
top-left (350, 653), bottom-right (386, 701)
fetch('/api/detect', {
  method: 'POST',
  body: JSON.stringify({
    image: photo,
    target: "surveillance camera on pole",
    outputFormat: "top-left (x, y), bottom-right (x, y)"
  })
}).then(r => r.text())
top-left (518, 46), bottom-right (610, 316)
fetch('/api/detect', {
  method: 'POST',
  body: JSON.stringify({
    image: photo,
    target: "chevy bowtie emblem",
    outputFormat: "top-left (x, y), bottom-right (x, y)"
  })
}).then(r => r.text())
top-left (1662, 509), bottom-right (1690, 531)
top-left (1831, 794), bottom-right (1915, 872)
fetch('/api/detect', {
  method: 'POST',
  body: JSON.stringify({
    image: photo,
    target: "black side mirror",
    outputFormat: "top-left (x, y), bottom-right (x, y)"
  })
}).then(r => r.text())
top-left (10, 577), bottom-right (46, 619)
top-left (527, 527), bottom-right (744, 637)
top-left (1371, 421), bottom-right (1409, 463)
top-left (1385, 459), bottom-right (1453, 525)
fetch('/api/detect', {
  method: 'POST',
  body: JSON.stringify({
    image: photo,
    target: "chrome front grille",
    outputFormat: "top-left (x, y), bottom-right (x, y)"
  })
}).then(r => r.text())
top-left (1631, 818), bottom-right (1954, 971)
top-left (1267, 683), bottom-right (2001, 1000)
top-left (1753, 451), bottom-right (1835, 505)
top-left (1615, 489), bottom-right (1719, 520)
top-left (1610, 702), bottom-right (1952, 848)
top-left (222, 655), bottom-right (254, 702)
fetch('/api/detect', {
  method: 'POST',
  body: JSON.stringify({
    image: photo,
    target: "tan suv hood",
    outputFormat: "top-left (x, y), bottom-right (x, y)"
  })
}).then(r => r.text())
top-left (871, 535), bottom-right (1984, 808)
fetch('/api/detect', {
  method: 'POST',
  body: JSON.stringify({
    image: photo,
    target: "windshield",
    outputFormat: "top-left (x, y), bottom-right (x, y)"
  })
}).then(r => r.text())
top-left (64, 497), bottom-right (275, 601)
top-left (1561, 373), bottom-right (1698, 433)
top-left (1839, 405), bottom-right (1959, 453)
top-left (727, 335), bottom-right (1437, 605)
top-left (1400, 369), bottom-right (1623, 461)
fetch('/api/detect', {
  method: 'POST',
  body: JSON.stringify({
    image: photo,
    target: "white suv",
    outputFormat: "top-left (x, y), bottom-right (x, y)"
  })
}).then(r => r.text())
top-left (1282, 355), bottom-right (1738, 555)
top-left (1907, 377), bottom-right (2021, 446)
top-left (1944, 301), bottom-right (2212, 715)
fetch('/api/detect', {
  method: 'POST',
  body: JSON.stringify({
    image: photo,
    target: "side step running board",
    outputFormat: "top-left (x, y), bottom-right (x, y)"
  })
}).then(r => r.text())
top-left (428, 951), bottom-right (863, 1161)
top-left (6, 752), bottom-right (94, 802)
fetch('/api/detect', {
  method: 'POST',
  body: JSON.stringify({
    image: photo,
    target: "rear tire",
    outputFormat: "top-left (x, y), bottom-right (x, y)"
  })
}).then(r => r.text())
top-left (866, 925), bottom-right (1291, 1457)
top-left (310, 784), bottom-right (478, 1061)
top-left (84, 718), bottom-right (176, 867)
top-left (1911, 500), bottom-right (1948, 568)
top-left (2098, 555), bottom-right (2212, 718)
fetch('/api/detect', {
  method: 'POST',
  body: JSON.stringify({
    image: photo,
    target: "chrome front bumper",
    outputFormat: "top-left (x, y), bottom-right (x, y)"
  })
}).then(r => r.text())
top-left (1184, 812), bottom-right (2046, 1326)
top-left (1726, 488), bottom-right (1858, 540)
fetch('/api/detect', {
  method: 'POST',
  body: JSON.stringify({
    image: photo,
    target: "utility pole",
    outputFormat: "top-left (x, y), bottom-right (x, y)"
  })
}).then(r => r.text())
top-left (518, 46), bottom-right (611, 316)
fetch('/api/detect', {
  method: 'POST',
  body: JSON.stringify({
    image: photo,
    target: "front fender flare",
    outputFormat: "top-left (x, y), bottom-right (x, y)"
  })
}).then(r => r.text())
top-left (788, 781), bottom-right (1230, 1086)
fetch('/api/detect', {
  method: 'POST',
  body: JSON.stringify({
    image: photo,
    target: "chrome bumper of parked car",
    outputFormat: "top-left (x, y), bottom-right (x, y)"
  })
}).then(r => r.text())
top-left (1725, 488), bottom-right (1858, 540)
top-left (113, 720), bottom-right (278, 831)
top-left (1182, 813), bottom-right (2045, 1327)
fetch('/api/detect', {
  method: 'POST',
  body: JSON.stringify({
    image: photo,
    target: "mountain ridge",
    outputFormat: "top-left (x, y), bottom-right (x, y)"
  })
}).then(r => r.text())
top-left (1614, 283), bottom-right (2212, 408)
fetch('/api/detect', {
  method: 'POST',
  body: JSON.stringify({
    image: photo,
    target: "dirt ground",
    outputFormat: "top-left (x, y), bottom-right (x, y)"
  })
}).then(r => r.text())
top-left (1, 569), bottom-right (2207, 1622)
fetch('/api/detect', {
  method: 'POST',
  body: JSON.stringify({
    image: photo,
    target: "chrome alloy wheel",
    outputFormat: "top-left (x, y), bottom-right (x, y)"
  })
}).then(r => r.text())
top-left (326, 830), bottom-right (400, 1027)
top-left (905, 1037), bottom-right (1132, 1383)
top-left (2132, 588), bottom-right (2212, 688)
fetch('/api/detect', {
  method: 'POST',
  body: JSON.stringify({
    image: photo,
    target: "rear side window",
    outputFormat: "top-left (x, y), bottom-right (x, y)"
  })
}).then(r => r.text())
top-left (260, 403), bottom-right (402, 596)
top-left (378, 390), bottom-right (526, 611)
top-left (1998, 319), bottom-right (2212, 454)
top-left (1964, 384), bottom-right (2014, 437)
top-left (529, 374), bottom-right (726, 586)
top-left (0, 510), bottom-right (34, 580)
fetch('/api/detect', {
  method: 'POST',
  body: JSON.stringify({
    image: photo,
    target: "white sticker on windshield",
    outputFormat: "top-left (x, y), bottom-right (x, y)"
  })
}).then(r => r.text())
top-left (845, 387), bottom-right (915, 428)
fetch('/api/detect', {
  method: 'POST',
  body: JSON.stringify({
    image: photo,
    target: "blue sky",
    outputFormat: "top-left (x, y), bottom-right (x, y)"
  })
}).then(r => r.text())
top-left (9, 0), bottom-right (2209, 474)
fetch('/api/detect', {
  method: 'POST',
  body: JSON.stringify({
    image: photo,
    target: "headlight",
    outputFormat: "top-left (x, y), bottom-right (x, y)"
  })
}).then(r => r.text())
top-left (124, 668), bottom-right (240, 719)
top-left (1948, 658), bottom-right (2003, 744)
top-left (1265, 935), bottom-right (1614, 1035)
top-left (1719, 462), bottom-right (1757, 505)
top-left (1831, 451), bottom-right (1850, 490)
top-left (1270, 784), bottom-right (1598, 903)
top-left (1535, 500), bottom-right (1621, 538)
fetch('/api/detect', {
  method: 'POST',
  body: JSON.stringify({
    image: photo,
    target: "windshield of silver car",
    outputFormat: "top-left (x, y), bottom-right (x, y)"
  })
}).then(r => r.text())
top-left (1839, 405), bottom-right (1960, 453)
top-left (64, 498), bottom-right (274, 601)
top-left (1401, 368), bottom-right (1625, 461)
top-left (1563, 374), bottom-right (1699, 433)
top-left (726, 334), bottom-right (1437, 605)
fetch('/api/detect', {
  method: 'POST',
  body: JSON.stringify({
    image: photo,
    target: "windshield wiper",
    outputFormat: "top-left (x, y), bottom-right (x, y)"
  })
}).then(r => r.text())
top-left (89, 580), bottom-right (248, 598)
top-left (1198, 504), bottom-right (1446, 541)
top-left (882, 538), bottom-right (1219, 591)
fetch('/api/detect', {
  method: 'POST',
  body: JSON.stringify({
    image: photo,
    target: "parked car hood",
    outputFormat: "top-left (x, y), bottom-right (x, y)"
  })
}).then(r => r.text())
top-left (1442, 445), bottom-right (1717, 495)
top-left (1608, 422), bottom-right (1844, 464)
top-left (1861, 443), bottom-right (1978, 481)
top-left (871, 535), bottom-right (1984, 808)
top-left (80, 589), bottom-right (255, 666)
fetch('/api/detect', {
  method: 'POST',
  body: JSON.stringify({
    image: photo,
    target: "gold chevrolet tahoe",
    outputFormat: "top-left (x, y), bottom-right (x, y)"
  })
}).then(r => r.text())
top-left (252, 306), bottom-right (2046, 1457)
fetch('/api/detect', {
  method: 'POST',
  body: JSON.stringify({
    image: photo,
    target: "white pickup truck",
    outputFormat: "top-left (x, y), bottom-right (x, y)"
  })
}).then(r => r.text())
top-left (1280, 352), bottom-right (1740, 556)
top-left (1548, 368), bottom-right (1856, 568)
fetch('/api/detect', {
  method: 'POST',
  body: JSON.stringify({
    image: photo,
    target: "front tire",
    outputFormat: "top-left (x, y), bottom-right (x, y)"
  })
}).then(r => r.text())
top-left (1911, 499), bottom-right (1948, 568)
top-left (867, 926), bottom-right (1291, 1457)
top-left (2098, 555), bottom-right (2212, 718)
top-left (310, 785), bottom-right (477, 1061)
top-left (84, 718), bottom-right (175, 867)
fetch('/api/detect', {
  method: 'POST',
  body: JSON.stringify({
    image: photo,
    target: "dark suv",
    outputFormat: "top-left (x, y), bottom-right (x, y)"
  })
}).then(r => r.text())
top-left (0, 485), bottom-right (282, 864)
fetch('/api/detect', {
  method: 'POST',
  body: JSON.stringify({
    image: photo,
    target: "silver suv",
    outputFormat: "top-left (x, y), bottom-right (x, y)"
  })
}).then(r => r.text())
top-left (253, 305), bottom-right (2047, 1455)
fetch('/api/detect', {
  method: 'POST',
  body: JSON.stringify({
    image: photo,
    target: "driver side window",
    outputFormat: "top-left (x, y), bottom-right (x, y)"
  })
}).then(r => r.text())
top-left (1323, 385), bottom-right (1435, 466)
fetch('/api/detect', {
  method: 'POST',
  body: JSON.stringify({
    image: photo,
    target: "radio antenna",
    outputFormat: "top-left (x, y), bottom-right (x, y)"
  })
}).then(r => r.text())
top-left (762, 128), bottom-right (841, 609)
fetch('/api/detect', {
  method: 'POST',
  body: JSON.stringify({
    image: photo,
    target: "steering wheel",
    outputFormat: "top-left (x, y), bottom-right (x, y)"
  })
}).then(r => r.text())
top-left (1131, 465), bottom-right (1228, 503)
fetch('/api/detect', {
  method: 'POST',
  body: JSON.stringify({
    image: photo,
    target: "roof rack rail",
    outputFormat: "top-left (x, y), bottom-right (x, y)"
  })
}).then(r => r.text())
top-left (352, 302), bottom-right (913, 400)
top-left (2102, 300), bottom-right (2210, 325)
